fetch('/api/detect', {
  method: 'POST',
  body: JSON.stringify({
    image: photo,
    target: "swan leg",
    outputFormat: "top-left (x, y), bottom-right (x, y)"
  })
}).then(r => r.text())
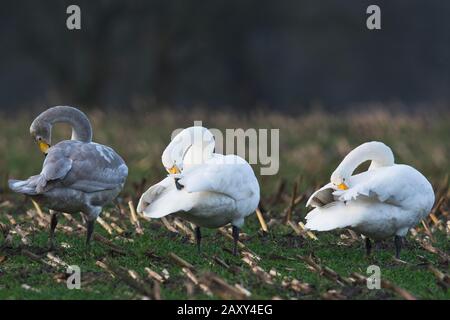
top-left (232, 226), bottom-right (240, 256)
top-left (48, 210), bottom-right (59, 250)
top-left (86, 219), bottom-right (95, 247)
top-left (195, 226), bottom-right (201, 253)
top-left (365, 237), bottom-right (372, 256)
top-left (394, 235), bottom-right (402, 259)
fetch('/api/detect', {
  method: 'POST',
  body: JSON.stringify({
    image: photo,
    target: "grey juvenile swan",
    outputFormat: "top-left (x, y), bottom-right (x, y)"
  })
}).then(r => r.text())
top-left (9, 106), bottom-right (128, 248)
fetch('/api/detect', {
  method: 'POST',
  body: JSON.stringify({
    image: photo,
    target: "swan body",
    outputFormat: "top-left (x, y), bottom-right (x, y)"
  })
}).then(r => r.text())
top-left (137, 126), bottom-right (260, 254)
top-left (138, 154), bottom-right (259, 228)
top-left (305, 141), bottom-right (434, 257)
top-left (9, 106), bottom-right (128, 247)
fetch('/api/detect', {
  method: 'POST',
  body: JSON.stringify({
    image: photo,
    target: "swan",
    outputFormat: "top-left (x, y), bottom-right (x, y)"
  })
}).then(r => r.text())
top-left (305, 141), bottom-right (434, 258)
top-left (137, 126), bottom-right (260, 255)
top-left (9, 106), bottom-right (128, 248)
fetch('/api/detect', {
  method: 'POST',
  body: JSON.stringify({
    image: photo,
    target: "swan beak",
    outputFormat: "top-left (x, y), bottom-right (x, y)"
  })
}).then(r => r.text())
top-left (38, 141), bottom-right (50, 154)
top-left (337, 183), bottom-right (349, 190)
top-left (167, 165), bottom-right (180, 174)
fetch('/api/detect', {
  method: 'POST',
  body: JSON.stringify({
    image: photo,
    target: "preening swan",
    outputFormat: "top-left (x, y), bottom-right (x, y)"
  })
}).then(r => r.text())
top-left (137, 126), bottom-right (260, 255)
top-left (305, 141), bottom-right (434, 258)
top-left (9, 106), bottom-right (128, 248)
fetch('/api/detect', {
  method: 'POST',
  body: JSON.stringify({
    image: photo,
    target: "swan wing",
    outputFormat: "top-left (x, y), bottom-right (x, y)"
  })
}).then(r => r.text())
top-left (332, 165), bottom-right (433, 208)
top-left (65, 142), bottom-right (128, 192)
top-left (137, 177), bottom-right (196, 218)
top-left (177, 154), bottom-right (259, 202)
top-left (305, 200), bottom-right (399, 232)
top-left (306, 182), bottom-right (336, 208)
top-left (29, 141), bottom-right (128, 194)
top-left (305, 201), bottom-right (363, 231)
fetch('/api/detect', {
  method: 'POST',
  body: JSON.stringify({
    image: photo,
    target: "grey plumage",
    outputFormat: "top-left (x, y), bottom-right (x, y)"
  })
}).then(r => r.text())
top-left (30, 105), bottom-right (93, 143)
top-left (9, 106), bottom-right (128, 247)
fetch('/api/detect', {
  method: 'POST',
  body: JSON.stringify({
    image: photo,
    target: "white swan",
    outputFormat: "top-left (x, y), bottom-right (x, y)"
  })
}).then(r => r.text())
top-left (137, 126), bottom-right (260, 255)
top-left (305, 141), bottom-right (434, 258)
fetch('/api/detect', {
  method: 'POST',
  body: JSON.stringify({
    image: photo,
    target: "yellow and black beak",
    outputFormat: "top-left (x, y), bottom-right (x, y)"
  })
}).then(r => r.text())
top-left (337, 183), bottom-right (349, 190)
top-left (38, 141), bottom-right (50, 154)
top-left (167, 165), bottom-right (180, 174)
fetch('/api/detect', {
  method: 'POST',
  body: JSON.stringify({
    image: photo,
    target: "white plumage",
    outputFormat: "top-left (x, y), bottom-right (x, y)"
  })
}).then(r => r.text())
top-left (305, 141), bottom-right (434, 258)
top-left (137, 126), bottom-right (260, 254)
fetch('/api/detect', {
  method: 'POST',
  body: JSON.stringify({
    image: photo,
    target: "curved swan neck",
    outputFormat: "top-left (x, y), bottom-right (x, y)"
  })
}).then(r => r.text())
top-left (163, 126), bottom-right (215, 170)
top-left (334, 141), bottom-right (395, 178)
top-left (181, 128), bottom-right (215, 167)
top-left (34, 106), bottom-right (93, 143)
top-left (184, 142), bottom-right (214, 166)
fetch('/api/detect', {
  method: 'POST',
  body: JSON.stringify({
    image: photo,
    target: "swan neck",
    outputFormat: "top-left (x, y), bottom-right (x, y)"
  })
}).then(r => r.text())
top-left (183, 143), bottom-right (214, 168)
top-left (40, 106), bottom-right (93, 143)
top-left (338, 142), bottom-right (394, 177)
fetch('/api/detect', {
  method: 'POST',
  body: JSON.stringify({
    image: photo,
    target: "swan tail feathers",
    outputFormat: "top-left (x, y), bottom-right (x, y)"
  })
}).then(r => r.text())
top-left (137, 185), bottom-right (194, 219)
top-left (305, 203), bottom-right (360, 231)
top-left (8, 175), bottom-right (45, 196)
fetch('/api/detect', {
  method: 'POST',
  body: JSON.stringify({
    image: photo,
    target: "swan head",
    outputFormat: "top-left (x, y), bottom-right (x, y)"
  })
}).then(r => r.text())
top-left (30, 120), bottom-right (51, 155)
top-left (330, 172), bottom-right (349, 190)
top-left (29, 106), bottom-right (94, 154)
top-left (162, 126), bottom-right (215, 174)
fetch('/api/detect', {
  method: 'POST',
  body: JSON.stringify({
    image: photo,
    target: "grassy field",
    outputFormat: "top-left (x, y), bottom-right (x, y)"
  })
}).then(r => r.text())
top-left (0, 108), bottom-right (449, 300)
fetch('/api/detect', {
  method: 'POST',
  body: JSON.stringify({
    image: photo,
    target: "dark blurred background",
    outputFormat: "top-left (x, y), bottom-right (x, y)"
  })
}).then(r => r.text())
top-left (1, 0), bottom-right (449, 113)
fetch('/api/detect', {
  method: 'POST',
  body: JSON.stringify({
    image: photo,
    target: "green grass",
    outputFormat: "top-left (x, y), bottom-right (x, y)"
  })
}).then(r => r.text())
top-left (0, 211), bottom-right (448, 300)
top-left (0, 108), bottom-right (449, 299)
